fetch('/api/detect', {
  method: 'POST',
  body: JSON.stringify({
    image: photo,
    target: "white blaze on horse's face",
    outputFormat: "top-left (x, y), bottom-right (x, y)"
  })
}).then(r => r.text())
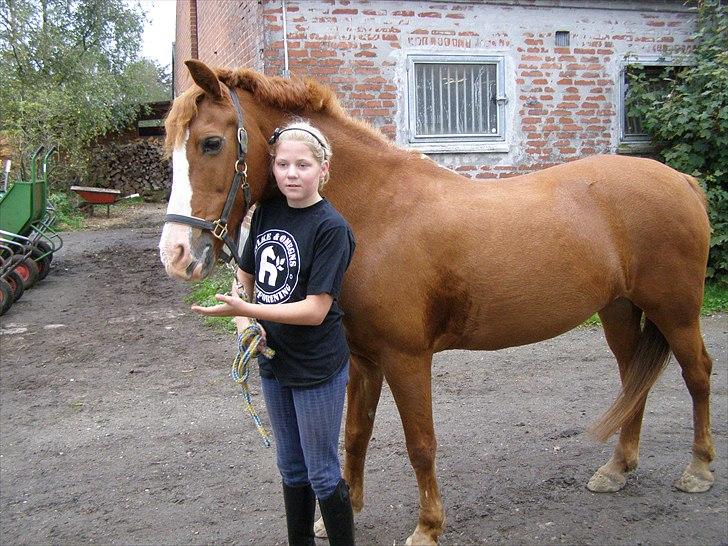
top-left (159, 130), bottom-right (199, 279)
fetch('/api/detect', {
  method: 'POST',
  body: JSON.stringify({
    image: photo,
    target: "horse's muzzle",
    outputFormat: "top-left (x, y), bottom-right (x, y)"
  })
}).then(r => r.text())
top-left (159, 223), bottom-right (216, 281)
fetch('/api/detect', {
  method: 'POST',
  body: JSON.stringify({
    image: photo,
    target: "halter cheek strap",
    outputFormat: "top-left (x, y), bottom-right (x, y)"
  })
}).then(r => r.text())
top-left (164, 85), bottom-right (252, 266)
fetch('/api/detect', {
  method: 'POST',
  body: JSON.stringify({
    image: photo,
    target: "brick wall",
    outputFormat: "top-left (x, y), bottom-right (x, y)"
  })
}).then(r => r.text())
top-left (174, 0), bottom-right (193, 92)
top-left (175, 0), bottom-right (697, 177)
top-left (196, 0), bottom-right (265, 73)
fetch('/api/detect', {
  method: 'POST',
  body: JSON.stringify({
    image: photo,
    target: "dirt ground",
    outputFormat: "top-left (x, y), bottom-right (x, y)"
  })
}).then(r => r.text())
top-left (1, 203), bottom-right (726, 546)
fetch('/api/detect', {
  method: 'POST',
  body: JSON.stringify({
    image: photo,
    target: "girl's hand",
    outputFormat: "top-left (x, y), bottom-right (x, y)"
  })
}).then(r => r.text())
top-left (191, 294), bottom-right (248, 317)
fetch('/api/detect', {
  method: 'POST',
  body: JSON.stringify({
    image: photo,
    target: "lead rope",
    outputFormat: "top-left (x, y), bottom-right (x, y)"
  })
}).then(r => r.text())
top-left (228, 268), bottom-right (274, 447)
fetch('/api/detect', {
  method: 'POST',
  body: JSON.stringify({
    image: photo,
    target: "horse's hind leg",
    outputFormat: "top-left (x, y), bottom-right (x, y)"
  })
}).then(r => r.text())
top-left (588, 298), bottom-right (645, 492)
top-left (658, 320), bottom-right (715, 492)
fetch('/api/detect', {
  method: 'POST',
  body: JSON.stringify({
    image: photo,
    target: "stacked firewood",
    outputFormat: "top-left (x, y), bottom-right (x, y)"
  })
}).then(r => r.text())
top-left (88, 138), bottom-right (171, 201)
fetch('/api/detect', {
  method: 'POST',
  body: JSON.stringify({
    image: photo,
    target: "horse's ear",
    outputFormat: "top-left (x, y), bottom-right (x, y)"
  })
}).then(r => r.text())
top-left (185, 59), bottom-right (223, 100)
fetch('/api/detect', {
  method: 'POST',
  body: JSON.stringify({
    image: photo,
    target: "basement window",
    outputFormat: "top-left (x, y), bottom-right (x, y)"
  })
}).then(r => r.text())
top-left (406, 54), bottom-right (508, 153)
top-left (555, 31), bottom-right (570, 46)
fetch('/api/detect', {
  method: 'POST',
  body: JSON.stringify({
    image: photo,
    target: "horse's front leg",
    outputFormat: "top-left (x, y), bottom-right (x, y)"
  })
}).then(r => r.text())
top-left (344, 352), bottom-right (384, 511)
top-left (385, 352), bottom-right (443, 546)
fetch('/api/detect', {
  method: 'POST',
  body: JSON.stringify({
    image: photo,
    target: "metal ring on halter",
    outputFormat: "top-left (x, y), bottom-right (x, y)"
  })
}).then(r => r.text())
top-left (235, 159), bottom-right (248, 175)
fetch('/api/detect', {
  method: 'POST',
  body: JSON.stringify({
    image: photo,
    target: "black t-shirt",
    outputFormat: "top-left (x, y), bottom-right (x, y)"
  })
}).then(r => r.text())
top-left (240, 196), bottom-right (355, 387)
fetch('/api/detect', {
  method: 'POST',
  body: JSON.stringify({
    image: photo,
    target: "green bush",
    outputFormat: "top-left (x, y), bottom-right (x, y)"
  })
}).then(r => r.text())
top-left (49, 192), bottom-right (85, 231)
top-left (626, 0), bottom-right (727, 284)
top-left (0, 0), bottom-right (171, 188)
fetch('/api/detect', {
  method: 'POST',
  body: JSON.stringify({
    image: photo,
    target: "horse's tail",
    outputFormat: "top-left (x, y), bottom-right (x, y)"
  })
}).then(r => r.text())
top-left (590, 319), bottom-right (671, 442)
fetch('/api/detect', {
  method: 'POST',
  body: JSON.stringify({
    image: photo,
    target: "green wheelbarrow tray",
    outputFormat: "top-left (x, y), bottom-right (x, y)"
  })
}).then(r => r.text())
top-left (0, 146), bottom-right (55, 236)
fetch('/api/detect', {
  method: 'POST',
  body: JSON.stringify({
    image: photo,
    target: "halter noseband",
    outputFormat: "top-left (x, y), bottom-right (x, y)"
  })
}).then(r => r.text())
top-left (164, 85), bottom-right (252, 266)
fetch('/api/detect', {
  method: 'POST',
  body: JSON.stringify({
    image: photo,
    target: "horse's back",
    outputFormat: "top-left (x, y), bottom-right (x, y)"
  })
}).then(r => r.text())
top-left (341, 154), bottom-right (710, 354)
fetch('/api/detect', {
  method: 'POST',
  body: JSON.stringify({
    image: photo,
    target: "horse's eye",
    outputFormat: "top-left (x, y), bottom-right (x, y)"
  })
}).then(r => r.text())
top-left (202, 137), bottom-right (223, 155)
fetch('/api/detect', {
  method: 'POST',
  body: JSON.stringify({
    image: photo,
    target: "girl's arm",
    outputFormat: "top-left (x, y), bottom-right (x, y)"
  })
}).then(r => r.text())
top-left (191, 279), bottom-right (334, 326)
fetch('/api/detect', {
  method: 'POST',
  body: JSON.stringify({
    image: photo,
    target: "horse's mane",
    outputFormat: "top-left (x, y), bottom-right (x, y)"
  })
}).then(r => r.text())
top-left (164, 67), bottom-right (389, 154)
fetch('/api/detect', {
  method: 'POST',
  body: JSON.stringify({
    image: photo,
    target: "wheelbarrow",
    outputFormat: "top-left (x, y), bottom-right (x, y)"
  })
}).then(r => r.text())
top-left (70, 186), bottom-right (124, 217)
top-left (0, 146), bottom-right (63, 315)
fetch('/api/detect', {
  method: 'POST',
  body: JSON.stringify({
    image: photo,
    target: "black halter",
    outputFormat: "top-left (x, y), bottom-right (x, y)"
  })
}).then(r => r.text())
top-left (164, 85), bottom-right (253, 266)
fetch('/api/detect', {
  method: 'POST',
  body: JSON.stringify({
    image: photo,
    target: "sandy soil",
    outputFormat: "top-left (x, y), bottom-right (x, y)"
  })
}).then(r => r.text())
top-left (1, 203), bottom-right (726, 545)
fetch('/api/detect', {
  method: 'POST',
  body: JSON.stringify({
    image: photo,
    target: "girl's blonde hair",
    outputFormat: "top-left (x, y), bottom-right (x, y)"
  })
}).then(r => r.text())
top-left (268, 120), bottom-right (333, 189)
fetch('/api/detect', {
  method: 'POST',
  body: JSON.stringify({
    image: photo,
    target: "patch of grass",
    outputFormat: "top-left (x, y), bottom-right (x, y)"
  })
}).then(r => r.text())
top-left (582, 314), bottom-right (602, 327)
top-left (115, 195), bottom-right (145, 207)
top-left (49, 192), bottom-right (85, 231)
top-left (184, 265), bottom-right (237, 333)
top-left (702, 281), bottom-right (728, 315)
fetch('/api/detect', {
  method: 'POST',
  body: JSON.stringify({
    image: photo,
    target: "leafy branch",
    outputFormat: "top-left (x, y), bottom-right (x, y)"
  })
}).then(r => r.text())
top-left (625, 0), bottom-right (728, 283)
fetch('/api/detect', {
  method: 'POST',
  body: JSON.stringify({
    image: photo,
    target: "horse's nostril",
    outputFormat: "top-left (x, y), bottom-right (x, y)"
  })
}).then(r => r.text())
top-left (174, 244), bottom-right (185, 262)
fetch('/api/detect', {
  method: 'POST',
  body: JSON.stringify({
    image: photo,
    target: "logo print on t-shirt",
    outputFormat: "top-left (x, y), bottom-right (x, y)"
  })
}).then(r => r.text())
top-left (254, 229), bottom-right (300, 304)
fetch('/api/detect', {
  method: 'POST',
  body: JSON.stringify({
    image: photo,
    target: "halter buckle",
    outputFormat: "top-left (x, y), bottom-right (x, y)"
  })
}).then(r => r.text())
top-left (211, 219), bottom-right (228, 240)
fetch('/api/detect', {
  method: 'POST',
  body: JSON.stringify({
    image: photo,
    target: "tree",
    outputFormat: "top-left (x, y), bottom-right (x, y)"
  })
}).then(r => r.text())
top-left (626, 0), bottom-right (727, 283)
top-left (0, 0), bottom-right (171, 185)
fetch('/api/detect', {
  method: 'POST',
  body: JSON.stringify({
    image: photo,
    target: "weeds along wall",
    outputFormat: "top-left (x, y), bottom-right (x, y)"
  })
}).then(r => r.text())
top-left (174, 0), bottom-right (697, 178)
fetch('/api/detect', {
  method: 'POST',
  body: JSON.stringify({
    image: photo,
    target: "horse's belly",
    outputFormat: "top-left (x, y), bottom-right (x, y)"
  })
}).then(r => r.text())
top-left (455, 309), bottom-right (596, 351)
top-left (445, 278), bottom-right (613, 352)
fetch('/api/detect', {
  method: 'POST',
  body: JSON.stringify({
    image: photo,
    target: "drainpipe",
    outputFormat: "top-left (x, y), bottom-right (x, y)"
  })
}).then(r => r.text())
top-left (281, 0), bottom-right (290, 77)
top-left (190, 0), bottom-right (199, 59)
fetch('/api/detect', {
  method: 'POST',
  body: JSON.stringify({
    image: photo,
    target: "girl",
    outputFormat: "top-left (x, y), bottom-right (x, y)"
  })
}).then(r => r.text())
top-left (192, 121), bottom-right (356, 546)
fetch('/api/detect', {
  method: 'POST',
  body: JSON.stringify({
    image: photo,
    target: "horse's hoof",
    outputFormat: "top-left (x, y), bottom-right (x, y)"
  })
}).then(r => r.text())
top-left (405, 529), bottom-right (438, 546)
top-left (587, 469), bottom-right (626, 492)
top-left (314, 516), bottom-right (327, 539)
top-left (675, 465), bottom-right (714, 493)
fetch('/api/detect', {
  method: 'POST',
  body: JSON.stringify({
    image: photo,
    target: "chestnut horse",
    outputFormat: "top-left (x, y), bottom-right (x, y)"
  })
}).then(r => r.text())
top-left (159, 60), bottom-right (715, 545)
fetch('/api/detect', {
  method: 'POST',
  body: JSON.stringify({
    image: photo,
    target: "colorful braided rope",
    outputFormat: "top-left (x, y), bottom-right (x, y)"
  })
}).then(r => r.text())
top-left (232, 323), bottom-right (275, 447)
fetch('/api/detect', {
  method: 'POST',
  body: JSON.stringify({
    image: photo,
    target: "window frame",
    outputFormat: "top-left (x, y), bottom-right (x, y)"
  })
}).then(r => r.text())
top-left (406, 53), bottom-right (508, 154)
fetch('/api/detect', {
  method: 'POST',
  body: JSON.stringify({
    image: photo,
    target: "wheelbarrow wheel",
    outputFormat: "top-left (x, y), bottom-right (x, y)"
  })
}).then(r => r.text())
top-left (32, 244), bottom-right (52, 281)
top-left (5, 270), bottom-right (24, 302)
top-left (14, 258), bottom-right (40, 289)
top-left (0, 277), bottom-right (13, 315)
top-left (36, 241), bottom-right (53, 264)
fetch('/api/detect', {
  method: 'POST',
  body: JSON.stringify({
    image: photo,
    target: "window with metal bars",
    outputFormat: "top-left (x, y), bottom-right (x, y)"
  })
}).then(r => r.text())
top-left (407, 55), bottom-right (506, 145)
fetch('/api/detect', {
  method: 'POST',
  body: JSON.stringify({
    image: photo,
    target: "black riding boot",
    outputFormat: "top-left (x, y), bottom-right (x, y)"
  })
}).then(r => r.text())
top-left (318, 479), bottom-right (355, 546)
top-left (282, 482), bottom-right (316, 546)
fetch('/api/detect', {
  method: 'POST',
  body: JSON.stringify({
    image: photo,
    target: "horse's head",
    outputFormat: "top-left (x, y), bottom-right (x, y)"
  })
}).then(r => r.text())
top-left (159, 60), bottom-right (272, 280)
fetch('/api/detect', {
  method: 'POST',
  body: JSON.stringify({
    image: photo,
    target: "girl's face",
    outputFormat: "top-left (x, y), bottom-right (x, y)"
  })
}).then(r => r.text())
top-left (272, 140), bottom-right (329, 208)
